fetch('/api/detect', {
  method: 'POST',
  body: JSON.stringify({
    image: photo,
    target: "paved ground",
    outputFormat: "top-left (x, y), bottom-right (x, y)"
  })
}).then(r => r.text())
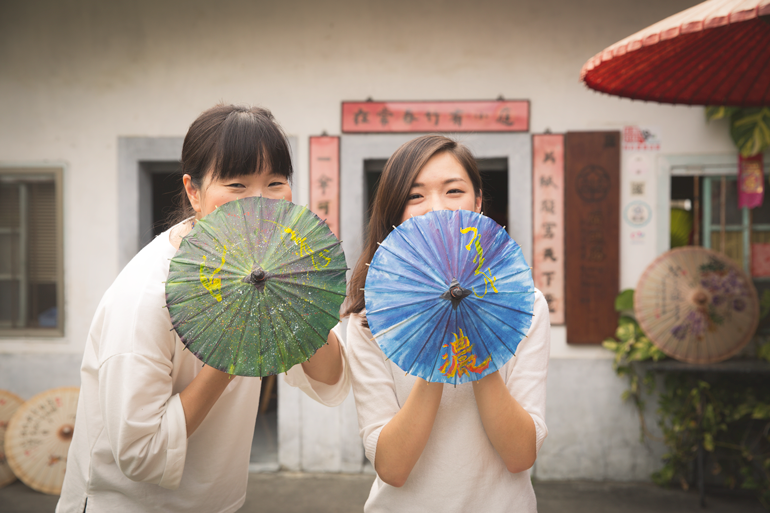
top-left (1, 473), bottom-right (766, 512)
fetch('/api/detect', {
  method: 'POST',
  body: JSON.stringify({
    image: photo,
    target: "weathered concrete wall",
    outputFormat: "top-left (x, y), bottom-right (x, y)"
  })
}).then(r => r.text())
top-left (0, 0), bottom-right (722, 479)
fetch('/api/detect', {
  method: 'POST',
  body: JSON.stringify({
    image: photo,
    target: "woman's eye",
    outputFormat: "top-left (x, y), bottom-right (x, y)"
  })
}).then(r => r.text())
top-left (407, 193), bottom-right (422, 200)
top-left (269, 181), bottom-right (286, 187)
top-left (448, 188), bottom-right (464, 194)
top-left (226, 183), bottom-right (245, 188)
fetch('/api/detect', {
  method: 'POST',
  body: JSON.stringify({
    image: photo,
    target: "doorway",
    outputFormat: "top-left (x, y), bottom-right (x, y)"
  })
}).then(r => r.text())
top-left (364, 157), bottom-right (509, 228)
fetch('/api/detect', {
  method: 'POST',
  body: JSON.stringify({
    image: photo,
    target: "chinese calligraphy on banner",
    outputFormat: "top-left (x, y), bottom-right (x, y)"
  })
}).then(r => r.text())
top-left (564, 132), bottom-right (620, 344)
top-left (532, 134), bottom-right (565, 325)
top-left (309, 136), bottom-right (340, 237)
top-left (341, 101), bottom-right (529, 133)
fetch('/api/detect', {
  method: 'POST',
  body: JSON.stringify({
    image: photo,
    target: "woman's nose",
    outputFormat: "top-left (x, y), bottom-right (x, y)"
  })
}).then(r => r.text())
top-left (424, 195), bottom-right (447, 213)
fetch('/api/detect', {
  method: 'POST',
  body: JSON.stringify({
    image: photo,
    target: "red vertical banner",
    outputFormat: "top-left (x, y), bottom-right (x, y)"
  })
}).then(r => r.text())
top-left (532, 134), bottom-right (565, 325)
top-left (309, 136), bottom-right (340, 237)
top-left (738, 154), bottom-right (764, 209)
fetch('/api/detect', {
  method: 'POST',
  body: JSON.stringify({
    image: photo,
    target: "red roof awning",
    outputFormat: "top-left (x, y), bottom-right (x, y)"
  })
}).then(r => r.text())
top-left (581, 0), bottom-right (770, 106)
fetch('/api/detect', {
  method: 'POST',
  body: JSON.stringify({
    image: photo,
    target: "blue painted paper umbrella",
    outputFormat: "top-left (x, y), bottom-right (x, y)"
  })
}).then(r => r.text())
top-left (364, 210), bottom-right (535, 385)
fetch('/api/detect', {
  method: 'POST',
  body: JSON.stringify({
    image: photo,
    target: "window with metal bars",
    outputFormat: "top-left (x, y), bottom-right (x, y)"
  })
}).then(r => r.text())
top-left (0, 168), bottom-right (63, 336)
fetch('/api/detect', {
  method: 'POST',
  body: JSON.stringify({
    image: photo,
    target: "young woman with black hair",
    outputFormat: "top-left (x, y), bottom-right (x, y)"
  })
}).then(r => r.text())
top-left (57, 105), bottom-right (348, 513)
top-left (344, 135), bottom-right (550, 512)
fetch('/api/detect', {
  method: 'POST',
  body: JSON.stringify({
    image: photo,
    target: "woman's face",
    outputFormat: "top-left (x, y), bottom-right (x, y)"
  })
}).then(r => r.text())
top-left (400, 152), bottom-right (481, 224)
top-left (184, 168), bottom-right (292, 218)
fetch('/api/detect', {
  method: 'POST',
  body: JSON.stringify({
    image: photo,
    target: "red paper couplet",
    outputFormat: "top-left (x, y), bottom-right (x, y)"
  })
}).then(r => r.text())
top-left (341, 101), bottom-right (529, 133)
top-left (564, 132), bottom-right (620, 344)
top-left (309, 136), bottom-right (340, 238)
top-left (532, 134), bottom-right (565, 325)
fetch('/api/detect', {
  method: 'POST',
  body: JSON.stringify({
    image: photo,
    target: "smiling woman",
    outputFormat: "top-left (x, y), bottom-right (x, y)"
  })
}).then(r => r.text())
top-left (56, 104), bottom-right (350, 513)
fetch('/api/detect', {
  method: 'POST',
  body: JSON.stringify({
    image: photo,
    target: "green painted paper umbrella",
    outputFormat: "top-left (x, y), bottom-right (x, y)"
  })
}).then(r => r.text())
top-left (165, 196), bottom-right (347, 377)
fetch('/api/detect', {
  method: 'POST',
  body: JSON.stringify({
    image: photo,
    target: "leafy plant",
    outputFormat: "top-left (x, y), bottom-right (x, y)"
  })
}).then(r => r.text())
top-left (652, 374), bottom-right (770, 508)
top-left (602, 289), bottom-right (666, 438)
top-left (604, 289), bottom-right (770, 508)
top-left (706, 106), bottom-right (770, 157)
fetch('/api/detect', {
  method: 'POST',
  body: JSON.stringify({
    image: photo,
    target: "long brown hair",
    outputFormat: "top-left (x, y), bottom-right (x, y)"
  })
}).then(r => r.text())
top-left (170, 104), bottom-right (293, 225)
top-left (343, 135), bottom-right (483, 319)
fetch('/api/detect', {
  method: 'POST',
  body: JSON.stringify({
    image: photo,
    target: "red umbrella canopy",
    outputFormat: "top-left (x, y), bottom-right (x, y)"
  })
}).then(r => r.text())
top-left (581, 0), bottom-right (770, 107)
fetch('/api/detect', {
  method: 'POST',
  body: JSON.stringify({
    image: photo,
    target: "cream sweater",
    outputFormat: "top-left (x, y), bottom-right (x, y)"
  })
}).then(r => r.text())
top-left (347, 290), bottom-right (550, 513)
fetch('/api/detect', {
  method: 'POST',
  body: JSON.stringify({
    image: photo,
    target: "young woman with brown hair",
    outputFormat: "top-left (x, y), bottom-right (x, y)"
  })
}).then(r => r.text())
top-left (56, 105), bottom-right (348, 513)
top-left (344, 135), bottom-right (550, 512)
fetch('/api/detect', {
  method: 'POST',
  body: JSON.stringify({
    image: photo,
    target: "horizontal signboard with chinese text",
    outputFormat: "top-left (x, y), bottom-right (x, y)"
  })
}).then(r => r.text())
top-left (342, 100), bottom-right (529, 133)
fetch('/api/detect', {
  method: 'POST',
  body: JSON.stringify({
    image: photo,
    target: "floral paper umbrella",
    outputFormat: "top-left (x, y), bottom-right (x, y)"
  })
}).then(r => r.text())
top-left (166, 196), bottom-right (347, 377)
top-left (0, 390), bottom-right (24, 488)
top-left (635, 247), bottom-right (759, 364)
top-left (365, 210), bottom-right (535, 385)
top-left (4, 387), bottom-right (79, 495)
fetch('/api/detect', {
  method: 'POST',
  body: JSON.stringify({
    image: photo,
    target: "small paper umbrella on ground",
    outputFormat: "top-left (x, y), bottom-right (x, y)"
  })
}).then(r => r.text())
top-left (0, 389), bottom-right (25, 488)
top-left (4, 387), bottom-right (78, 495)
top-left (166, 196), bottom-right (347, 377)
top-left (364, 210), bottom-right (535, 385)
top-left (635, 247), bottom-right (759, 364)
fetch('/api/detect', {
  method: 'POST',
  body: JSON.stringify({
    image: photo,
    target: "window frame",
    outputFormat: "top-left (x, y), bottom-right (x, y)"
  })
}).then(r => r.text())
top-left (0, 165), bottom-right (64, 338)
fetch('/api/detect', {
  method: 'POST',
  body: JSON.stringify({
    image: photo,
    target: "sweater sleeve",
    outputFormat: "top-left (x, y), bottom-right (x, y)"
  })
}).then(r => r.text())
top-left (95, 261), bottom-right (188, 490)
top-left (284, 321), bottom-right (351, 407)
top-left (504, 289), bottom-right (550, 454)
top-left (345, 313), bottom-right (401, 466)
top-left (98, 354), bottom-right (187, 489)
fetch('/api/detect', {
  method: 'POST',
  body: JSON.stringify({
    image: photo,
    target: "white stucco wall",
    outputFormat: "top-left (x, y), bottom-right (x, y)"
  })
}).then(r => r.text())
top-left (0, 0), bottom-right (735, 480)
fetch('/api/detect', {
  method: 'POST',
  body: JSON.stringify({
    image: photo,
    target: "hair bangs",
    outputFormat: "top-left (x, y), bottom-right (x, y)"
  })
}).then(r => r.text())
top-left (211, 110), bottom-right (293, 182)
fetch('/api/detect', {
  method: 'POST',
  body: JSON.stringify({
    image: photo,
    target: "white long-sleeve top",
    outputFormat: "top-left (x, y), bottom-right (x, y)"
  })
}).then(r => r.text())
top-left (57, 227), bottom-right (349, 513)
top-left (347, 290), bottom-right (550, 513)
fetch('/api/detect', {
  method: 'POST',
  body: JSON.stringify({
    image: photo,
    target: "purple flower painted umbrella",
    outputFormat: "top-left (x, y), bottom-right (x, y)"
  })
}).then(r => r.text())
top-left (166, 197), bottom-right (347, 377)
top-left (635, 247), bottom-right (759, 364)
top-left (364, 210), bottom-right (535, 385)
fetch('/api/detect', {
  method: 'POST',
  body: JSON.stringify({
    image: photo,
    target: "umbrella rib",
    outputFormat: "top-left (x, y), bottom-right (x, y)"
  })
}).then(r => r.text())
top-left (270, 266), bottom-right (348, 278)
top-left (374, 242), bottom-right (445, 287)
top-left (261, 293), bottom-right (290, 373)
top-left (426, 306), bottom-right (454, 383)
top-left (229, 283), bottom-right (256, 375)
top-left (201, 291), bottom-right (252, 369)
top-left (367, 296), bottom-right (448, 316)
top-left (460, 300), bottom-right (520, 358)
top-left (457, 303), bottom-right (498, 378)
top-left (170, 285), bottom-right (243, 331)
top-left (366, 265), bottom-right (446, 292)
top-left (166, 277), bottom-right (248, 307)
top-left (269, 279), bottom-right (347, 299)
top-left (403, 305), bottom-right (452, 378)
top-left (271, 300), bottom-right (319, 363)
top-left (268, 281), bottom-right (344, 323)
top-left (266, 240), bottom-right (344, 271)
top-left (470, 303), bottom-right (532, 340)
top-left (370, 302), bottom-right (444, 353)
top-left (472, 295), bottom-right (535, 317)
top-left (412, 213), bottom-right (450, 281)
top-left (394, 224), bottom-right (448, 284)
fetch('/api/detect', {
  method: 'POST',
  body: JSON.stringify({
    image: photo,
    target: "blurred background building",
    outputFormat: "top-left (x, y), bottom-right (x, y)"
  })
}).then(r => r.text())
top-left (1, 0), bottom-right (758, 482)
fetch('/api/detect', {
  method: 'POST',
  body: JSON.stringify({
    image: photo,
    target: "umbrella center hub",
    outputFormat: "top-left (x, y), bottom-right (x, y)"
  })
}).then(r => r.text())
top-left (245, 268), bottom-right (268, 291)
top-left (691, 289), bottom-right (710, 308)
top-left (440, 278), bottom-right (472, 309)
top-left (58, 424), bottom-right (74, 442)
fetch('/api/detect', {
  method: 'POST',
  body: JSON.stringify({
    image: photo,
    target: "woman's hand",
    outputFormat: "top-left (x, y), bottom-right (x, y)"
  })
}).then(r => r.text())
top-left (301, 330), bottom-right (344, 385)
top-left (374, 378), bottom-right (443, 487)
top-left (473, 371), bottom-right (537, 473)
top-left (179, 365), bottom-right (234, 437)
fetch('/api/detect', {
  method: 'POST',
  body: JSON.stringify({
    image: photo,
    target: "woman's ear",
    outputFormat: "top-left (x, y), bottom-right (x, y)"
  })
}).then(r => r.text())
top-left (183, 174), bottom-right (203, 214)
top-left (475, 192), bottom-right (482, 214)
